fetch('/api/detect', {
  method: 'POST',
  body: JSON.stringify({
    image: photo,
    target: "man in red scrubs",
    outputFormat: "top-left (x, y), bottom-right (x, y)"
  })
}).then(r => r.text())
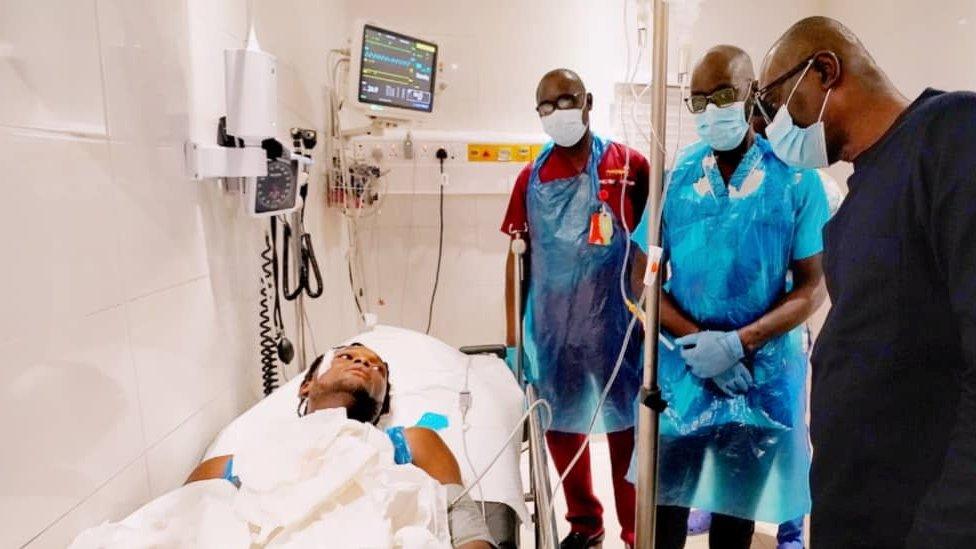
top-left (501, 68), bottom-right (649, 549)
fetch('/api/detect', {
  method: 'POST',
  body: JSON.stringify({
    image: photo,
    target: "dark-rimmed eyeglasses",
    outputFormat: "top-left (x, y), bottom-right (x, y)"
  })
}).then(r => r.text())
top-left (753, 55), bottom-right (816, 122)
top-left (684, 86), bottom-right (740, 114)
top-left (537, 92), bottom-right (585, 116)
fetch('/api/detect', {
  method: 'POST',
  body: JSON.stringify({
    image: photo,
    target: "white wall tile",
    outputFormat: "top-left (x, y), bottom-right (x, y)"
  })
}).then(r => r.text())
top-left (0, 130), bottom-right (124, 344)
top-left (373, 194), bottom-right (415, 229)
top-left (475, 194), bottom-right (510, 235)
top-left (96, 0), bottom-right (191, 144)
top-left (145, 385), bottom-right (250, 497)
top-left (24, 457), bottom-right (150, 549)
top-left (408, 195), bottom-right (441, 229)
top-left (3, 0), bottom-right (357, 545)
top-left (399, 226), bottom-right (439, 332)
top-left (187, 0), bottom-right (248, 44)
top-left (349, 193), bottom-right (511, 345)
top-left (0, 308), bottom-right (144, 548)
top-left (185, 15), bottom-right (240, 145)
top-left (111, 142), bottom-right (210, 300)
top-left (278, 61), bottom-right (322, 130)
top-left (0, 0), bottom-right (106, 134)
top-left (126, 278), bottom-right (233, 443)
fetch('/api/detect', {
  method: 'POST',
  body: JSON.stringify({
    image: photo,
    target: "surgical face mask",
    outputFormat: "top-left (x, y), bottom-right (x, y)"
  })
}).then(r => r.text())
top-left (540, 108), bottom-right (588, 147)
top-left (765, 60), bottom-right (832, 169)
top-left (694, 101), bottom-right (750, 152)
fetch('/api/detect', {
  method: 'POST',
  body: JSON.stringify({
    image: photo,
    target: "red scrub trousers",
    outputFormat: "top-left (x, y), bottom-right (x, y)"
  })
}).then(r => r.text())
top-left (546, 428), bottom-right (637, 546)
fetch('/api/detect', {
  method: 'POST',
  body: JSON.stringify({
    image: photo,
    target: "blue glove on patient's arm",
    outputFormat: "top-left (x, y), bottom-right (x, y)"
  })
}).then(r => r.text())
top-left (711, 362), bottom-right (753, 396)
top-left (675, 330), bottom-right (745, 379)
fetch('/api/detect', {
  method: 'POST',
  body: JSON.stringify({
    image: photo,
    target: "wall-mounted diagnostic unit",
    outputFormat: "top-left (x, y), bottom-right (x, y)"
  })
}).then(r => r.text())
top-left (243, 142), bottom-right (315, 218)
top-left (246, 158), bottom-right (297, 217)
top-left (348, 21), bottom-right (438, 122)
top-left (185, 26), bottom-right (277, 181)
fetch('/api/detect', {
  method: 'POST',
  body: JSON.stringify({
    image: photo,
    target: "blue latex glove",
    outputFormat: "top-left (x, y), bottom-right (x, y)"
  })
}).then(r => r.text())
top-left (711, 362), bottom-right (754, 396)
top-left (675, 330), bottom-right (745, 379)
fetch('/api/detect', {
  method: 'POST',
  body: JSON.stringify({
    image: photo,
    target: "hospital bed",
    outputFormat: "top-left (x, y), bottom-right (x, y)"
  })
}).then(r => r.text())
top-left (205, 325), bottom-right (558, 548)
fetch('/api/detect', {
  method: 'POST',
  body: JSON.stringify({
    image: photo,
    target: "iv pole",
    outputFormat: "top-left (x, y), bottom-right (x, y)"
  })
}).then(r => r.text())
top-left (291, 208), bottom-right (307, 374)
top-left (634, 0), bottom-right (669, 547)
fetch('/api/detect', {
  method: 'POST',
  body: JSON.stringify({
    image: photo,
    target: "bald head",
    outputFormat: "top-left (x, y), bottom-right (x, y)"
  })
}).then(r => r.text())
top-left (758, 16), bottom-right (907, 164)
top-left (691, 45), bottom-right (755, 100)
top-left (534, 68), bottom-right (593, 146)
top-left (761, 16), bottom-right (887, 98)
top-left (536, 68), bottom-right (587, 104)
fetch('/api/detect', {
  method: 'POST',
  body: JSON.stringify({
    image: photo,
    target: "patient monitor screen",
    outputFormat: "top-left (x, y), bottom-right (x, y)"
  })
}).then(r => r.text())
top-left (358, 25), bottom-right (438, 113)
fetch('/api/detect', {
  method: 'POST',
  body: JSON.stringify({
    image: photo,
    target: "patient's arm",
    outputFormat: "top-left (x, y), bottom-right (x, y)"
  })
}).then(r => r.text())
top-left (185, 454), bottom-right (232, 484)
top-left (404, 428), bottom-right (493, 549)
top-left (185, 433), bottom-right (490, 547)
top-left (404, 427), bottom-right (463, 483)
top-left (187, 430), bottom-right (469, 486)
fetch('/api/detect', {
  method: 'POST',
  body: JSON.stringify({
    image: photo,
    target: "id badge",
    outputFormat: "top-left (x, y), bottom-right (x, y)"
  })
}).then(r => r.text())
top-left (588, 206), bottom-right (614, 246)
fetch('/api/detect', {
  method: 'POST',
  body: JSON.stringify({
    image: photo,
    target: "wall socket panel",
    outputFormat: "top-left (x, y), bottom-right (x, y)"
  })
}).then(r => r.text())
top-left (348, 138), bottom-right (464, 166)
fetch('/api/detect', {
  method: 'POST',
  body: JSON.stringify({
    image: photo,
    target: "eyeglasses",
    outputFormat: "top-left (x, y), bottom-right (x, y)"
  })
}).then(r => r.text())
top-left (684, 86), bottom-right (740, 114)
top-left (753, 55), bottom-right (816, 122)
top-left (537, 92), bottom-right (585, 116)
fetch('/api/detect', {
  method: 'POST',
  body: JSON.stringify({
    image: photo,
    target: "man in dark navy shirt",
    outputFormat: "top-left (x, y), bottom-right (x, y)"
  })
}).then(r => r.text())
top-left (758, 16), bottom-right (976, 549)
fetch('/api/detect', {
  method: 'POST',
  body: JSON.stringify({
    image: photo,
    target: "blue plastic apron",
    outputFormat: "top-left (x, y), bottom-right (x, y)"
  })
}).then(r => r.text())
top-left (637, 138), bottom-right (812, 523)
top-left (523, 134), bottom-right (642, 434)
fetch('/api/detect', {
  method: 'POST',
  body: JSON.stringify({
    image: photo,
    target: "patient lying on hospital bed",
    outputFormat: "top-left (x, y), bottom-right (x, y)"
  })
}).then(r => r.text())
top-left (189, 343), bottom-right (494, 548)
top-left (72, 343), bottom-right (495, 549)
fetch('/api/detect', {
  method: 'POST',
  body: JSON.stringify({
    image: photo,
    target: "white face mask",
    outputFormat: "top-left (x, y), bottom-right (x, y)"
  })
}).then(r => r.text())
top-left (540, 108), bottom-right (588, 147)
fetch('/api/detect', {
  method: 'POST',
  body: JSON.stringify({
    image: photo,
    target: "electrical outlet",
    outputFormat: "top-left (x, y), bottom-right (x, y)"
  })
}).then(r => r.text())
top-left (429, 142), bottom-right (453, 161)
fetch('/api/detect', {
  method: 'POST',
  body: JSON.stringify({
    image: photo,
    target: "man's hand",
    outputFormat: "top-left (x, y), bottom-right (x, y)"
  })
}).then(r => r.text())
top-left (738, 255), bottom-right (826, 352)
top-left (676, 330), bottom-right (745, 378)
top-left (711, 362), bottom-right (754, 396)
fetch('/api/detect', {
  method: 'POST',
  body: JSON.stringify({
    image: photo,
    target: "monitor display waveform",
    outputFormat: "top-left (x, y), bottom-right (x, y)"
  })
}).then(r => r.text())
top-left (358, 24), bottom-right (438, 113)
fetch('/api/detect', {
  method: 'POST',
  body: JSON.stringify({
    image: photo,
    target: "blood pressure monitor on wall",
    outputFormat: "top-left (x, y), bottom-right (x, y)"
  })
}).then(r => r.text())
top-left (246, 158), bottom-right (298, 217)
top-left (244, 151), bottom-right (313, 218)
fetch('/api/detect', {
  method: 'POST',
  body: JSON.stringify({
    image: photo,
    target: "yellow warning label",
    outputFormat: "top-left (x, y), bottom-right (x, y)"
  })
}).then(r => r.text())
top-left (467, 143), bottom-right (543, 163)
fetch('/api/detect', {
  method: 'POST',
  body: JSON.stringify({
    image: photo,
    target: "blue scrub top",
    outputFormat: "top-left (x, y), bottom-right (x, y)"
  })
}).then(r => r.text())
top-left (632, 142), bottom-right (829, 261)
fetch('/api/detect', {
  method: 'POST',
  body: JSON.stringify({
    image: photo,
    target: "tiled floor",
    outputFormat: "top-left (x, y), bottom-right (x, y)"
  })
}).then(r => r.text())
top-left (520, 435), bottom-right (801, 548)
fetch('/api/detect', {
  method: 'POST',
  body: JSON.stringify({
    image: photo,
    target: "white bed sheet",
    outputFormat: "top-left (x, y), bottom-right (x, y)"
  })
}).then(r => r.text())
top-left (206, 325), bottom-right (529, 523)
top-left (73, 409), bottom-right (452, 549)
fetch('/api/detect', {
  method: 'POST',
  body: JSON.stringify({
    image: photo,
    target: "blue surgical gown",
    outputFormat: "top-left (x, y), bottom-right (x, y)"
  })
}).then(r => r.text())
top-left (630, 136), bottom-right (829, 523)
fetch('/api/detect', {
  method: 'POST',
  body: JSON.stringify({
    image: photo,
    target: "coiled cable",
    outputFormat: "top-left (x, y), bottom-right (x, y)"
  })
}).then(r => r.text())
top-left (260, 229), bottom-right (280, 396)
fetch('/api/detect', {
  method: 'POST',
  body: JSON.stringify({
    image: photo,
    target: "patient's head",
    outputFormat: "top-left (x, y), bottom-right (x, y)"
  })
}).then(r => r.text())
top-left (298, 343), bottom-right (392, 424)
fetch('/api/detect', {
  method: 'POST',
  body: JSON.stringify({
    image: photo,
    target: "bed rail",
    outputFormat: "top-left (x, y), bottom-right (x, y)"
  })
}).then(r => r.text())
top-left (525, 383), bottom-right (559, 549)
top-left (458, 231), bottom-right (558, 549)
top-left (458, 345), bottom-right (507, 360)
top-left (457, 346), bottom-right (559, 549)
